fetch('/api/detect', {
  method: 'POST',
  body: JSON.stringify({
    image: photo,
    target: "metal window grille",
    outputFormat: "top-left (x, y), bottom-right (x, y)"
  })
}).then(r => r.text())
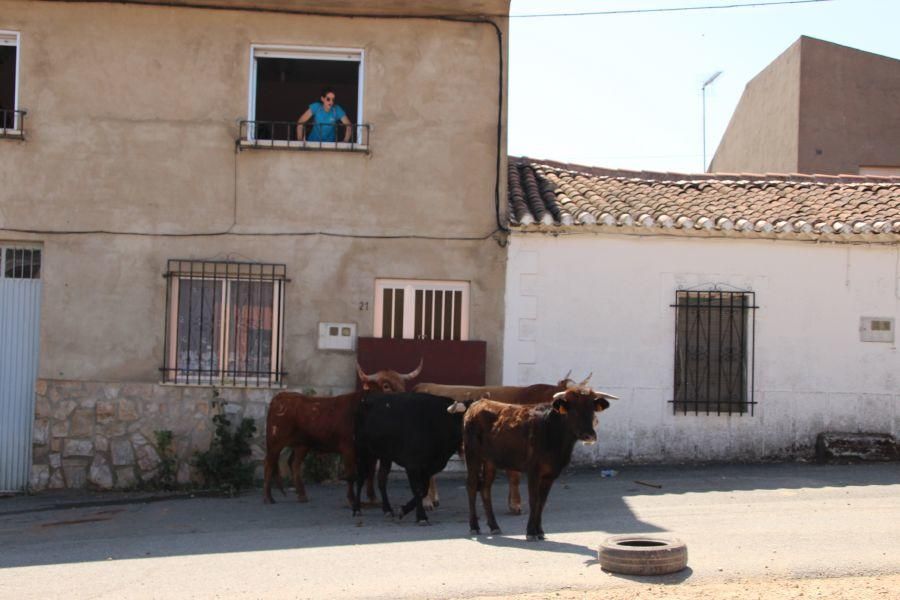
top-left (238, 120), bottom-right (370, 151)
top-left (1, 247), bottom-right (41, 279)
top-left (161, 260), bottom-right (288, 387)
top-left (0, 109), bottom-right (25, 139)
top-left (376, 280), bottom-right (469, 341)
top-left (671, 290), bottom-right (757, 416)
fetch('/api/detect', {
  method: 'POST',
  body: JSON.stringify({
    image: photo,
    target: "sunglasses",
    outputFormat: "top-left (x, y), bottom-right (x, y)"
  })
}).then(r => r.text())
top-left (324, 96), bottom-right (335, 102)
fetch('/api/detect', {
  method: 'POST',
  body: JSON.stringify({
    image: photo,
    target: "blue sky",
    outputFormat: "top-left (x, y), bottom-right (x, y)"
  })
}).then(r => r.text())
top-left (507, 0), bottom-right (900, 173)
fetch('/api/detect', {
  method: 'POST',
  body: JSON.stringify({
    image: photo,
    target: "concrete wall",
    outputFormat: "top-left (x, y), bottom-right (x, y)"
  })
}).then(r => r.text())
top-left (0, 0), bottom-right (508, 386)
top-left (503, 232), bottom-right (900, 464)
top-left (710, 36), bottom-right (900, 176)
top-left (709, 39), bottom-right (800, 174)
top-left (0, 1), bottom-right (509, 489)
top-left (798, 37), bottom-right (900, 175)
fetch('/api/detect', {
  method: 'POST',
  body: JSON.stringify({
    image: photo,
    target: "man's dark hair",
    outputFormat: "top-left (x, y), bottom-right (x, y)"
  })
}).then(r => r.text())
top-left (320, 86), bottom-right (336, 99)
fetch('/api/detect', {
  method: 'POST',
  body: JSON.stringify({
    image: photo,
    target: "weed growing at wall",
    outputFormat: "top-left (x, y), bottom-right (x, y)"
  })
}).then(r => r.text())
top-left (193, 413), bottom-right (257, 496)
top-left (152, 430), bottom-right (177, 491)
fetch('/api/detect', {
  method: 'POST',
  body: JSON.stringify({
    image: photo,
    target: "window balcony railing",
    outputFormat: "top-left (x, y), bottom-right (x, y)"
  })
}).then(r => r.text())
top-left (0, 109), bottom-right (26, 140)
top-left (238, 120), bottom-right (370, 152)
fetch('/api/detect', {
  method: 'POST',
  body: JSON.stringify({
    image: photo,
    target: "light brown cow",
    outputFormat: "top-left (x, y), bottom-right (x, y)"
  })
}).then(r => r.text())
top-left (413, 371), bottom-right (590, 513)
top-left (263, 360), bottom-right (422, 505)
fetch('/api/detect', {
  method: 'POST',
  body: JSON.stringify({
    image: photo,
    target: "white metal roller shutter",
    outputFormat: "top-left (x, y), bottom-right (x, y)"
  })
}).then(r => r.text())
top-left (0, 245), bottom-right (42, 492)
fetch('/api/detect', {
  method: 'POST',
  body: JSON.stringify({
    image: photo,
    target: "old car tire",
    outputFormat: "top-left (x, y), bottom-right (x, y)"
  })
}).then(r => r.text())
top-left (598, 535), bottom-right (688, 575)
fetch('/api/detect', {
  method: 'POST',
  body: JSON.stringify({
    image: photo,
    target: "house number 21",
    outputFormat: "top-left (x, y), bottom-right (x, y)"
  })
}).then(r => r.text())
top-left (359, 302), bottom-right (369, 311)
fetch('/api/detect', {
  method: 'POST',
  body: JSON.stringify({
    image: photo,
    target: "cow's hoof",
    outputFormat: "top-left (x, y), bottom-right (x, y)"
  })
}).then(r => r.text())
top-left (263, 497), bottom-right (274, 505)
top-left (526, 534), bottom-right (544, 542)
top-left (383, 511), bottom-right (395, 519)
top-left (433, 500), bottom-right (440, 508)
top-left (422, 501), bottom-right (434, 511)
top-left (469, 528), bottom-right (481, 536)
top-left (416, 519), bottom-right (431, 526)
top-left (296, 496), bottom-right (309, 503)
top-left (352, 510), bottom-right (362, 517)
top-left (507, 506), bottom-right (522, 515)
top-left (490, 528), bottom-right (502, 535)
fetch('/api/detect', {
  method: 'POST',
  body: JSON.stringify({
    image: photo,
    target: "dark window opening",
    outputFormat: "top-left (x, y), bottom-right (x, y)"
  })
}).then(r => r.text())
top-left (254, 57), bottom-right (359, 141)
top-left (0, 45), bottom-right (17, 129)
top-left (672, 290), bottom-right (757, 416)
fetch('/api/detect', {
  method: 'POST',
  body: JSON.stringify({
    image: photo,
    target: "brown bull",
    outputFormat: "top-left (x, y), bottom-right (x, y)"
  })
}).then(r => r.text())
top-left (465, 385), bottom-right (616, 540)
top-left (263, 359), bottom-right (422, 505)
top-left (413, 371), bottom-right (590, 513)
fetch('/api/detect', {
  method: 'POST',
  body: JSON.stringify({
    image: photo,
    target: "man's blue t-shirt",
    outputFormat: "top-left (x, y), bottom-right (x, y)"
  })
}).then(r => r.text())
top-left (306, 102), bottom-right (346, 141)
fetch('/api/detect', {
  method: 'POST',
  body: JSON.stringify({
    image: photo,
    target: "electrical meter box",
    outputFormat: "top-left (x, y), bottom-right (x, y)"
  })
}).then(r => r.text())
top-left (318, 322), bottom-right (357, 351)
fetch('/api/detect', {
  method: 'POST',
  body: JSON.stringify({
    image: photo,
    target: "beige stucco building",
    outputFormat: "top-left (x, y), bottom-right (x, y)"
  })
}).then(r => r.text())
top-left (710, 36), bottom-right (900, 176)
top-left (0, 0), bottom-right (510, 491)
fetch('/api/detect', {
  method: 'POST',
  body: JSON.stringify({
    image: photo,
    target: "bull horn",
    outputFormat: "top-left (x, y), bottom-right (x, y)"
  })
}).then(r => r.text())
top-left (552, 390), bottom-right (567, 401)
top-left (400, 358), bottom-right (424, 381)
top-left (578, 372), bottom-right (593, 387)
top-left (596, 391), bottom-right (619, 400)
top-left (356, 362), bottom-right (377, 382)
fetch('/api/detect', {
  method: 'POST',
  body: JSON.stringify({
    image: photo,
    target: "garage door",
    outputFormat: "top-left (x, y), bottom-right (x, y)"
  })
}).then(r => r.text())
top-left (0, 245), bottom-right (42, 492)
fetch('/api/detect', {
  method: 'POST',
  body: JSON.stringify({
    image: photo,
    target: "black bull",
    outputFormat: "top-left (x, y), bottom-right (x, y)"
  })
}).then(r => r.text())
top-left (352, 392), bottom-right (466, 524)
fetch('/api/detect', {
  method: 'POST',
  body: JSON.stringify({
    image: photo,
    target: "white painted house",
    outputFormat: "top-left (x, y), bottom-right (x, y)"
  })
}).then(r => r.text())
top-left (504, 159), bottom-right (900, 464)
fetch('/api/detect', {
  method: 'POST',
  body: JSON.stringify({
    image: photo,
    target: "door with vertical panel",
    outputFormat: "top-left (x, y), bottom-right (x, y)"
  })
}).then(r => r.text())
top-left (0, 245), bottom-right (42, 492)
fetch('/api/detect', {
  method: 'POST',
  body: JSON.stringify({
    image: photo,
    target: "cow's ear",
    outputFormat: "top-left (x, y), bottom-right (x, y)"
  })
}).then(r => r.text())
top-left (593, 396), bottom-right (610, 412)
top-left (362, 381), bottom-right (372, 391)
top-left (552, 397), bottom-right (568, 414)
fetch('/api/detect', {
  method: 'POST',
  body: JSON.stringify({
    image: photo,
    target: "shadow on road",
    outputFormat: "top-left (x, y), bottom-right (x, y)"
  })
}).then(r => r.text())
top-left (0, 462), bottom-right (897, 569)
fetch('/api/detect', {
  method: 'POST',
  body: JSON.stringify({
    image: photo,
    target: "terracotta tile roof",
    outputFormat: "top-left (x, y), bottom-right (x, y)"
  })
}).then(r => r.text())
top-left (508, 158), bottom-right (900, 240)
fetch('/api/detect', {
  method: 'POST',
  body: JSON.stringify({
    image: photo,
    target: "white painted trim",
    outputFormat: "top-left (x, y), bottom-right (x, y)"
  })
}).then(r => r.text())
top-left (373, 278), bottom-right (471, 341)
top-left (237, 139), bottom-right (368, 152)
top-left (247, 43), bottom-right (365, 142)
top-left (0, 31), bottom-right (21, 130)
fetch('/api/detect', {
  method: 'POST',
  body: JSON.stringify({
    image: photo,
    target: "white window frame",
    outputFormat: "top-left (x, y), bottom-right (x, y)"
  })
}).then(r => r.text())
top-left (245, 44), bottom-right (365, 146)
top-left (0, 30), bottom-right (21, 133)
top-left (165, 273), bottom-right (285, 387)
top-left (374, 278), bottom-right (471, 341)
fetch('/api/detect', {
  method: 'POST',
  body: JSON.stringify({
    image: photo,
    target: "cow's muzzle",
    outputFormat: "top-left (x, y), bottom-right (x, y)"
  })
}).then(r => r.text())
top-left (579, 433), bottom-right (597, 445)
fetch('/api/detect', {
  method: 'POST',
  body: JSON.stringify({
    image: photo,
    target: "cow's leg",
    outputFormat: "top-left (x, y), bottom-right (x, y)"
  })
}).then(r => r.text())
top-left (338, 443), bottom-right (358, 508)
top-left (466, 455), bottom-right (482, 535)
top-left (353, 452), bottom-right (374, 517)
top-left (480, 461), bottom-right (501, 535)
top-left (365, 460), bottom-right (378, 505)
top-left (377, 459), bottom-right (394, 517)
top-left (534, 474), bottom-right (555, 540)
top-left (290, 445), bottom-right (310, 503)
top-left (400, 469), bottom-right (429, 524)
top-left (507, 470), bottom-right (522, 515)
top-left (525, 470), bottom-right (548, 541)
top-left (423, 476), bottom-right (439, 511)
top-left (263, 442), bottom-right (283, 504)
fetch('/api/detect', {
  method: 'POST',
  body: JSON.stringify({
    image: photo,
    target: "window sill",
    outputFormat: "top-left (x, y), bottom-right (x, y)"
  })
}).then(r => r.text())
top-left (238, 139), bottom-right (368, 153)
top-left (0, 130), bottom-right (24, 140)
top-left (160, 381), bottom-right (286, 390)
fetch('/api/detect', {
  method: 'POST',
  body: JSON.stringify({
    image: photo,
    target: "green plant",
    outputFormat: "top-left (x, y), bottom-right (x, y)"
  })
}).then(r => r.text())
top-left (153, 429), bottom-right (177, 491)
top-left (193, 414), bottom-right (257, 496)
top-left (302, 452), bottom-right (341, 483)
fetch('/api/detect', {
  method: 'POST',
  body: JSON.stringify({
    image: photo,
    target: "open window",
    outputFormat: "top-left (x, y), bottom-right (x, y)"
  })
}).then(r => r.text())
top-left (0, 30), bottom-right (22, 136)
top-left (242, 45), bottom-right (367, 149)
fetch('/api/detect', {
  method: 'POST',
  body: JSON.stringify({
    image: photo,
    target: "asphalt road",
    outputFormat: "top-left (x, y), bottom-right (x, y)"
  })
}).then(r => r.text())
top-left (1, 462), bottom-right (898, 599)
